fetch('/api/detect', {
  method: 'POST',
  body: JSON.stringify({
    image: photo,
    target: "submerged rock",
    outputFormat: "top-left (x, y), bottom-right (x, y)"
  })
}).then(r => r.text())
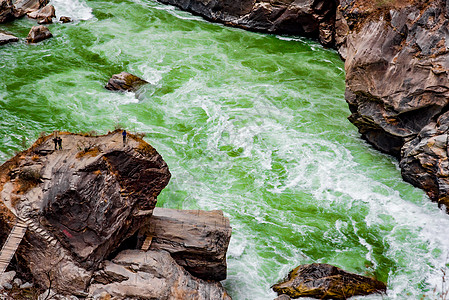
top-left (59, 16), bottom-right (71, 23)
top-left (105, 72), bottom-right (148, 92)
top-left (272, 263), bottom-right (386, 300)
top-left (0, 31), bottom-right (18, 45)
top-left (89, 249), bottom-right (232, 300)
top-left (26, 25), bottom-right (52, 43)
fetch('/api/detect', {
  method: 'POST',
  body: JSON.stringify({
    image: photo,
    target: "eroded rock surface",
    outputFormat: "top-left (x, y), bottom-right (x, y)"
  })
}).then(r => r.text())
top-left (155, 0), bottom-right (336, 46)
top-left (0, 0), bottom-right (14, 22)
top-left (89, 249), bottom-right (232, 300)
top-left (139, 207), bottom-right (232, 281)
top-left (0, 131), bottom-right (171, 294)
top-left (272, 263), bottom-right (386, 300)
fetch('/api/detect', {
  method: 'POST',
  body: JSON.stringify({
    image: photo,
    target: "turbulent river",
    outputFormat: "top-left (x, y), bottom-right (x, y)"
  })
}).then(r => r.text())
top-left (2, 0), bottom-right (449, 299)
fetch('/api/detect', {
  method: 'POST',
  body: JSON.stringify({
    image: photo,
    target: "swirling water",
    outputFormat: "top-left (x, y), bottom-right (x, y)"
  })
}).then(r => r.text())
top-left (1, 0), bottom-right (449, 299)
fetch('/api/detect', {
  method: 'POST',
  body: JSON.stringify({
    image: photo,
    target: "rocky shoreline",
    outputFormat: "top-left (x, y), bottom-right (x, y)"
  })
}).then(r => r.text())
top-left (147, 0), bottom-right (449, 209)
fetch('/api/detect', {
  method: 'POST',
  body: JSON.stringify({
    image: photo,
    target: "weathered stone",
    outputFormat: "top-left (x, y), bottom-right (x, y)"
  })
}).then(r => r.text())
top-left (155, 0), bottom-right (336, 47)
top-left (0, 271), bottom-right (16, 289)
top-left (0, 131), bottom-right (171, 294)
top-left (26, 25), bottom-right (52, 43)
top-left (59, 16), bottom-right (71, 23)
top-left (27, 4), bottom-right (54, 19)
top-left (88, 249), bottom-right (232, 300)
top-left (105, 72), bottom-right (148, 92)
top-left (139, 207), bottom-right (232, 281)
top-left (0, 31), bottom-right (18, 45)
top-left (37, 15), bottom-right (51, 24)
top-left (13, 0), bottom-right (48, 18)
top-left (0, 0), bottom-right (14, 22)
top-left (272, 263), bottom-right (386, 300)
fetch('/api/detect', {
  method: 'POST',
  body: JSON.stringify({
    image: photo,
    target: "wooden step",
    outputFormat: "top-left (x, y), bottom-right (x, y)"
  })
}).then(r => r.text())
top-left (0, 220), bottom-right (27, 274)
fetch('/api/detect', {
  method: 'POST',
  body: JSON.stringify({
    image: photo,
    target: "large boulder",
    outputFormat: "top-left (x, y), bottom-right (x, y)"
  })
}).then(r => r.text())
top-left (105, 72), bottom-right (149, 93)
top-left (27, 4), bottom-right (55, 20)
top-left (0, 31), bottom-right (18, 45)
top-left (26, 25), bottom-right (52, 43)
top-left (138, 207), bottom-right (232, 281)
top-left (88, 249), bottom-right (232, 300)
top-left (272, 263), bottom-right (386, 300)
top-left (0, 131), bottom-right (171, 293)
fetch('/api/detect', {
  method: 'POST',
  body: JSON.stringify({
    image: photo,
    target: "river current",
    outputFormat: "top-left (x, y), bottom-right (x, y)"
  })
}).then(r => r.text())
top-left (1, 0), bottom-right (449, 299)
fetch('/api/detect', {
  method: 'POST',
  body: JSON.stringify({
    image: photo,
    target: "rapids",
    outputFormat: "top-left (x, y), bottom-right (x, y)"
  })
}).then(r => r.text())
top-left (1, 0), bottom-right (449, 299)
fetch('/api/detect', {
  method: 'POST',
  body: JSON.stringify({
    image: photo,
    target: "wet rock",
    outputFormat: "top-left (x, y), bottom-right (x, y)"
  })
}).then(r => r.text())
top-left (59, 16), bottom-right (71, 23)
top-left (37, 15), bottom-right (51, 24)
top-left (88, 249), bottom-right (232, 300)
top-left (139, 207), bottom-right (232, 281)
top-left (155, 0), bottom-right (336, 47)
top-left (13, 0), bottom-right (48, 18)
top-left (0, 31), bottom-right (18, 45)
top-left (272, 263), bottom-right (386, 300)
top-left (26, 25), bottom-right (52, 43)
top-left (27, 4), bottom-right (55, 19)
top-left (105, 72), bottom-right (148, 92)
top-left (0, 0), bottom-right (14, 23)
top-left (0, 131), bottom-right (171, 294)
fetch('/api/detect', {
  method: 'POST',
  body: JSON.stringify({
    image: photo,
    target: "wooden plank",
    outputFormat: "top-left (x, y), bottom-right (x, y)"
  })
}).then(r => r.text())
top-left (0, 220), bottom-right (27, 274)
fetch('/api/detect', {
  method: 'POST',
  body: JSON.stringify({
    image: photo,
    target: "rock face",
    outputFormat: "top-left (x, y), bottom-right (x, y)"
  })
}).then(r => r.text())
top-left (0, 131), bottom-right (171, 294)
top-left (27, 4), bottom-right (55, 20)
top-left (139, 207), bottom-right (232, 281)
top-left (0, 0), bottom-right (14, 22)
top-left (105, 72), bottom-right (149, 92)
top-left (89, 249), bottom-right (232, 300)
top-left (26, 25), bottom-right (52, 43)
top-left (272, 263), bottom-right (386, 300)
top-left (13, 0), bottom-right (48, 18)
top-left (155, 0), bottom-right (336, 46)
top-left (0, 31), bottom-right (18, 45)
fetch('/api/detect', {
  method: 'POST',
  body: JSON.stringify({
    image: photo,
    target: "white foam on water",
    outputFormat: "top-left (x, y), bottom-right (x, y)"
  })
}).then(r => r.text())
top-left (50, 0), bottom-right (93, 21)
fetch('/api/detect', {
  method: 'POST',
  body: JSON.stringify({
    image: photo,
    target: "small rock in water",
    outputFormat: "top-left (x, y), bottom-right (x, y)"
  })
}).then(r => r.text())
top-left (59, 16), bottom-right (72, 23)
top-left (105, 72), bottom-right (148, 92)
top-left (26, 25), bottom-right (52, 43)
top-left (0, 31), bottom-right (18, 45)
top-left (37, 16), bottom-right (52, 24)
top-left (272, 263), bottom-right (386, 300)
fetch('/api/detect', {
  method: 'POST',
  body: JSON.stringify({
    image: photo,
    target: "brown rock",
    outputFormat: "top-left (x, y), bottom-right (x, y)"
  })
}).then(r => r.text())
top-left (27, 4), bottom-right (55, 19)
top-left (59, 15), bottom-right (71, 23)
top-left (139, 207), bottom-right (232, 281)
top-left (272, 263), bottom-right (386, 300)
top-left (26, 25), bottom-right (52, 43)
top-left (13, 0), bottom-right (48, 18)
top-left (0, 131), bottom-right (171, 293)
top-left (89, 249), bottom-right (232, 300)
top-left (0, 31), bottom-right (18, 45)
top-left (105, 72), bottom-right (148, 92)
top-left (37, 16), bottom-right (51, 24)
top-left (0, 0), bottom-right (14, 23)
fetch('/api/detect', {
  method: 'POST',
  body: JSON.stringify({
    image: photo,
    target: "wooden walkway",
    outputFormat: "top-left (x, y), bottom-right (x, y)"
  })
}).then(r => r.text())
top-left (0, 219), bottom-right (27, 274)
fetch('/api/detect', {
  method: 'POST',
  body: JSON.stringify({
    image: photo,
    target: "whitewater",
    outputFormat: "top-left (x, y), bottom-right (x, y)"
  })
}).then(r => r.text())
top-left (1, 0), bottom-right (449, 299)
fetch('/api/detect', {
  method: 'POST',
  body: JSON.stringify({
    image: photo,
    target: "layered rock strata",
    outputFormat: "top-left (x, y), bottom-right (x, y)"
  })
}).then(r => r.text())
top-left (138, 207), bottom-right (232, 281)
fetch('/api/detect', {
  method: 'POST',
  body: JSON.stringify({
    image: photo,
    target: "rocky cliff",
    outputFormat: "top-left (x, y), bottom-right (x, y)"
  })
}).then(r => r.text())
top-left (154, 0), bottom-right (449, 208)
top-left (0, 131), bottom-right (232, 299)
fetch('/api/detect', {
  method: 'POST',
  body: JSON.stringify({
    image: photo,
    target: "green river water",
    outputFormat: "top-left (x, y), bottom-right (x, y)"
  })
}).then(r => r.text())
top-left (1, 0), bottom-right (449, 299)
